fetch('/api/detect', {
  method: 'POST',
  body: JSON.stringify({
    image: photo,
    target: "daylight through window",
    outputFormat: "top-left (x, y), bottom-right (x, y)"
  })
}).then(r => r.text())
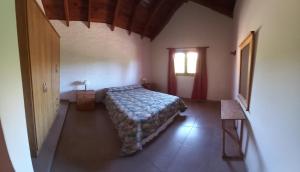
top-left (174, 51), bottom-right (198, 75)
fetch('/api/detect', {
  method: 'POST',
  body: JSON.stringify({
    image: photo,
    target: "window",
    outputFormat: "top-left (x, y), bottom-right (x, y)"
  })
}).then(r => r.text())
top-left (174, 52), bottom-right (185, 74)
top-left (174, 51), bottom-right (198, 75)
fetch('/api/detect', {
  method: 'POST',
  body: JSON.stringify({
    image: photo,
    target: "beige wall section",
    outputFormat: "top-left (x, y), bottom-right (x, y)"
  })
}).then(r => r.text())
top-left (50, 21), bottom-right (152, 102)
top-left (0, 0), bottom-right (34, 171)
top-left (151, 2), bottom-right (233, 100)
top-left (35, 0), bottom-right (45, 13)
top-left (232, 0), bottom-right (300, 171)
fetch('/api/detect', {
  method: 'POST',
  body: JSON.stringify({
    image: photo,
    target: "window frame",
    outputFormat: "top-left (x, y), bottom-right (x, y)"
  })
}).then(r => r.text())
top-left (174, 50), bottom-right (198, 76)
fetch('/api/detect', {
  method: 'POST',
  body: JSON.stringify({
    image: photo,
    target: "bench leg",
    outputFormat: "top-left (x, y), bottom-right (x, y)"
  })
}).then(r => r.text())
top-left (222, 119), bottom-right (244, 160)
top-left (239, 120), bottom-right (244, 157)
top-left (222, 120), bottom-right (226, 157)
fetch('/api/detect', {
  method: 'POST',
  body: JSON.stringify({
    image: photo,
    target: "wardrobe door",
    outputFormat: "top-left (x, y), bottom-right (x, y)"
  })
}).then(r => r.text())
top-left (17, 0), bottom-right (60, 156)
top-left (51, 33), bottom-right (60, 111)
top-left (51, 27), bottom-right (60, 112)
top-left (27, 0), bottom-right (60, 153)
top-left (27, 0), bottom-right (48, 151)
top-left (43, 18), bottom-right (55, 143)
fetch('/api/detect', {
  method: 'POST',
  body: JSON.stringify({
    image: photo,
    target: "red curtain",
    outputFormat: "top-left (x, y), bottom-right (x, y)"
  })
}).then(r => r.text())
top-left (191, 47), bottom-right (208, 100)
top-left (167, 48), bottom-right (177, 95)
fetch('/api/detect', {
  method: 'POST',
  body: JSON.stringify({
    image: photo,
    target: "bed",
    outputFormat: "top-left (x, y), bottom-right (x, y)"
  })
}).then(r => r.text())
top-left (104, 85), bottom-right (187, 155)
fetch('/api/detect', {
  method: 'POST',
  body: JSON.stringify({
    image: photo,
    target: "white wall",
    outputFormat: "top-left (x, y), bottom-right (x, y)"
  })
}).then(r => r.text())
top-left (232, 0), bottom-right (300, 171)
top-left (151, 2), bottom-right (233, 100)
top-left (176, 76), bottom-right (194, 98)
top-left (50, 21), bottom-right (152, 102)
top-left (0, 0), bottom-right (34, 172)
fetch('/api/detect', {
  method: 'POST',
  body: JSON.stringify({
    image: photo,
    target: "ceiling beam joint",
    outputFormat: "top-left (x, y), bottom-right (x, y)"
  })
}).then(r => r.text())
top-left (111, 0), bottom-right (122, 31)
top-left (87, 0), bottom-right (92, 28)
top-left (64, 0), bottom-right (70, 26)
top-left (151, 0), bottom-right (187, 40)
top-left (141, 0), bottom-right (167, 38)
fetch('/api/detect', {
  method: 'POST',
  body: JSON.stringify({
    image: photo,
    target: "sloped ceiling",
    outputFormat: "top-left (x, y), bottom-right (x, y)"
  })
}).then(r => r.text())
top-left (42, 0), bottom-right (236, 40)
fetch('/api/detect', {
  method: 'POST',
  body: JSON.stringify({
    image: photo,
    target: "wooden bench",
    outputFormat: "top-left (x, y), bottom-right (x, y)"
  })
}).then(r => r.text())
top-left (221, 100), bottom-right (246, 160)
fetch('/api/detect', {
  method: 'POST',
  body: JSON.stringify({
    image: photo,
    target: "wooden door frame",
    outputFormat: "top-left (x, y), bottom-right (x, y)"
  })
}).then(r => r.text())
top-left (15, 0), bottom-right (38, 157)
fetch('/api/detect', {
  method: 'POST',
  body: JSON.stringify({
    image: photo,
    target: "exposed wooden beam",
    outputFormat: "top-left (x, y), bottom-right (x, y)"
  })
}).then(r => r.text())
top-left (128, 0), bottom-right (142, 35)
top-left (64, 0), bottom-right (70, 26)
top-left (151, 0), bottom-right (186, 40)
top-left (111, 0), bottom-right (122, 31)
top-left (141, 0), bottom-right (167, 38)
top-left (88, 0), bottom-right (92, 28)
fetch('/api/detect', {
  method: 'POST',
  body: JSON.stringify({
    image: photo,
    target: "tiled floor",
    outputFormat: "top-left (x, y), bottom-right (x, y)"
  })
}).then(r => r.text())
top-left (51, 101), bottom-right (247, 172)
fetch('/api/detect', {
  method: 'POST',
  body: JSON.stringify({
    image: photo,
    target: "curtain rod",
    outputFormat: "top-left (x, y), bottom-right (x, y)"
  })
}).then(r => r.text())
top-left (166, 46), bottom-right (209, 50)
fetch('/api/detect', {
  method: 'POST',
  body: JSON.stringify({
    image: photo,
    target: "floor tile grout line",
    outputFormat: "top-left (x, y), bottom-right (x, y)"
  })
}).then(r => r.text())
top-left (146, 124), bottom-right (193, 172)
top-left (164, 126), bottom-right (193, 172)
top-left (52, 102), bottom-right (246, 172)
top-left (145, 155), bottom-right (163, 172)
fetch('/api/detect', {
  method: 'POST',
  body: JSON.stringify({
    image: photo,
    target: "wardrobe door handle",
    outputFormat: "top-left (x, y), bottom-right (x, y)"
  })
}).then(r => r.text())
top-left (42, 82), bottom-right (47, 93)
top-left (55, 64), bottom-right (59, 73)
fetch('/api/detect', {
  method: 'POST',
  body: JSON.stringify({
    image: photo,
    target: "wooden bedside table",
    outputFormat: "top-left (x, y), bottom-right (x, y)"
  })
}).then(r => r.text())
top-left (142, 83), bottom-right (155, 91)
top-left (76, 90), bottom-right (96, 111)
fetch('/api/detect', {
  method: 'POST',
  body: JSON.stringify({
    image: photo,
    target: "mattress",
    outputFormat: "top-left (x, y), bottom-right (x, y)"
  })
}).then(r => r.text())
top-left (104, 85), bottom-right (187, 155)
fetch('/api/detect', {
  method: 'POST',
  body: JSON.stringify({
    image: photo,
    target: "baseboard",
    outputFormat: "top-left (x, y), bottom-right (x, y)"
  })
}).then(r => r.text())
top-left (182, 98), bottom-right (220, 103)
top-left (32, 100), bottom-right (69, 172)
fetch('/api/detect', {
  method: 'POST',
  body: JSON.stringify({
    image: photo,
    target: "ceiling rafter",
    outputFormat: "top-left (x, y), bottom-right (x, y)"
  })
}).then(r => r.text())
top-left (63, 0), bottom-right (70, 26)
top-left (87, 0), bottom-right (92, 28)
top-left (42, 0), bottom-right (236, 39)
top-left (111, 0), bottom-right (122, 31)
top-left (128, 0), bottom-right (142, 35)
top-left (141, 0), bottom-right (167, 38)
top-left (151, 0), bottom-right (187, 40)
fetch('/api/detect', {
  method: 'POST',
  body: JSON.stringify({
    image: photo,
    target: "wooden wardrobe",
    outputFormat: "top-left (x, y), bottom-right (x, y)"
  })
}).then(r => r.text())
top-left (16, 0), bottom-right (60, 157)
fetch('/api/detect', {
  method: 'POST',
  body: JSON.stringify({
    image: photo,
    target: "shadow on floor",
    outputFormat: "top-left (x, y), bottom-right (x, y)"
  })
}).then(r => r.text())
top-left (51, 101), bottom-right (247, 172)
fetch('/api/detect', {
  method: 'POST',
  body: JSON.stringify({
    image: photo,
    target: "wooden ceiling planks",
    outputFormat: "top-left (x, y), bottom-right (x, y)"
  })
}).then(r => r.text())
top-left (116, 0), bottom-right (134, 30)
top-left (128, 0), bottom-right (142, 35)
top-left (150, 0), bottom-right (187, 40)
top-left (41, 0), bottom-right (236, 39)
top-left (88, 0), bottom-right (114, 23)
top-left (141, 0), bottom-right (167, 38)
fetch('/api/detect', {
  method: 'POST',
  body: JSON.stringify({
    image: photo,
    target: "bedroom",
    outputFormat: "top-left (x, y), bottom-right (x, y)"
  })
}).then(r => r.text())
top-left (0, 0), bottom-right (299, 172)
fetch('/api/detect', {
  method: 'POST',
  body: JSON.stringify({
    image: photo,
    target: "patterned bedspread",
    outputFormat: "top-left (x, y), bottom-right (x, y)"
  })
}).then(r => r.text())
top-left (104, 85), bottom-right (187, 155)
